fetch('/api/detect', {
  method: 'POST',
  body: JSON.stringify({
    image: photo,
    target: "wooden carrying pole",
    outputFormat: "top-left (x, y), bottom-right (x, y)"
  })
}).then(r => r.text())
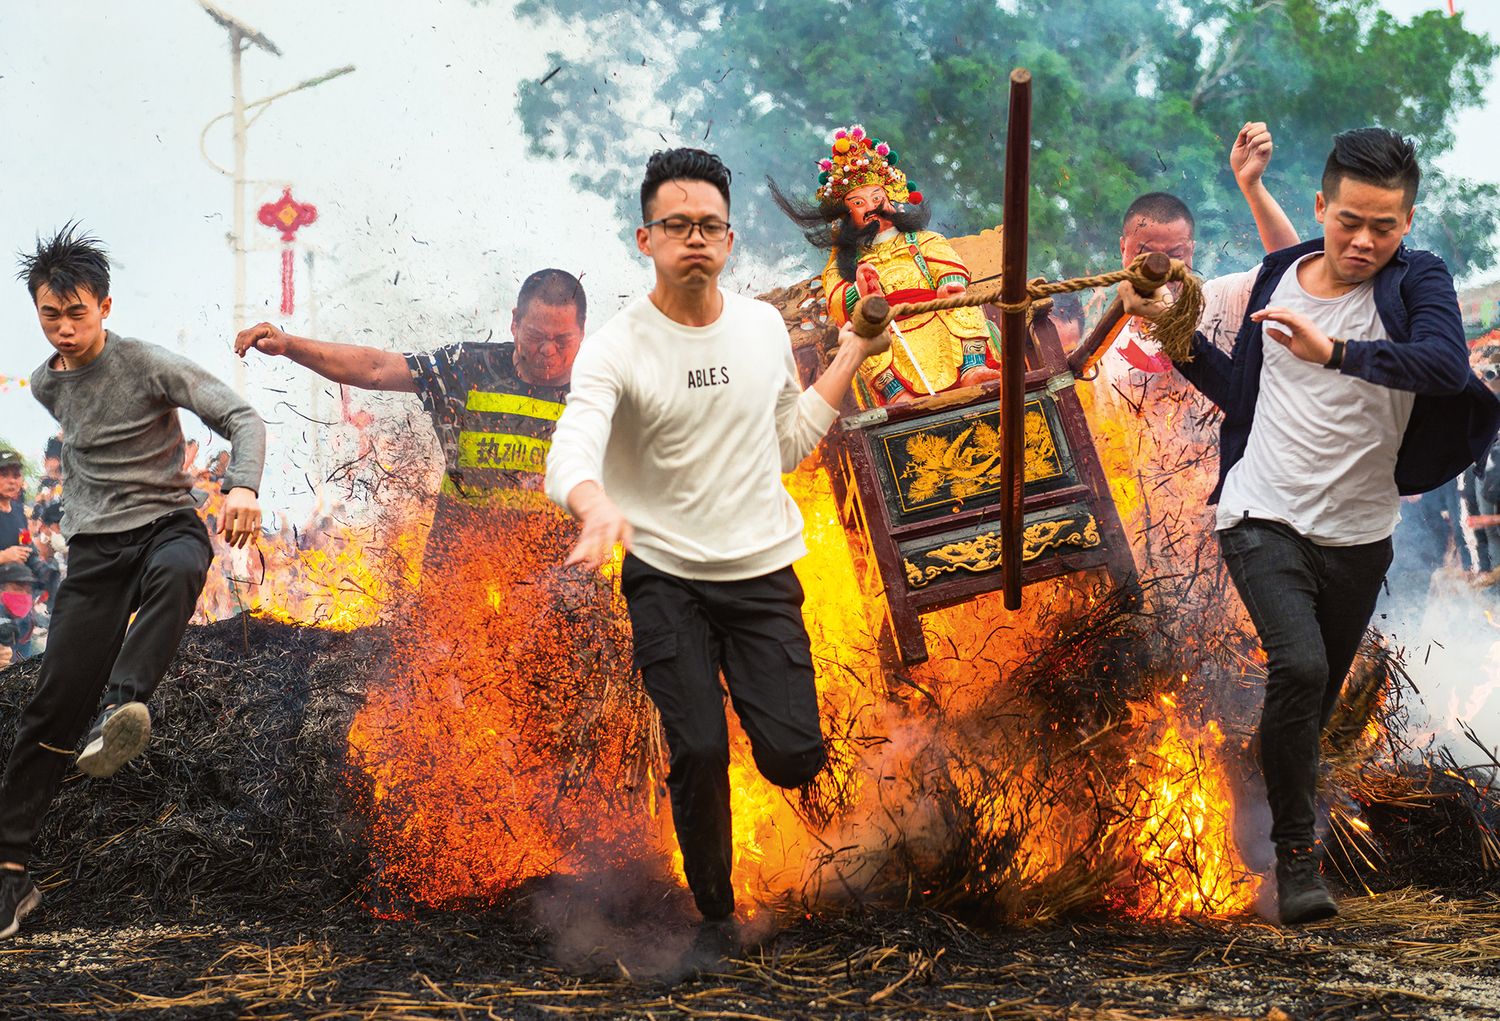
top-left (999, 69), bottom-right (1032, 611)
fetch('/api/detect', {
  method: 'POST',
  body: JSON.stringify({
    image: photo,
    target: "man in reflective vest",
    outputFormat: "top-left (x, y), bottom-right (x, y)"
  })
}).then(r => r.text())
top-left (235, 268), bottom-right (586, 564)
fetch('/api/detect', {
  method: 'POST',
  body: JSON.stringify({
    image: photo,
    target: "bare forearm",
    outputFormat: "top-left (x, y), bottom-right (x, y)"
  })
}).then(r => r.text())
top-left (812, 341), bottom-right (867, 408)
top-left (1239, 178), bottom-right (1300, 253)
top-left (281, 335), bottom-right (414, 392)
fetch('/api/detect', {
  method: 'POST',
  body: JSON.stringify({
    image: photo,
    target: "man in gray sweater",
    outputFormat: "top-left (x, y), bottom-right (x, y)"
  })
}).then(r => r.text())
top-left (0, 226), bottom-right (266, 939)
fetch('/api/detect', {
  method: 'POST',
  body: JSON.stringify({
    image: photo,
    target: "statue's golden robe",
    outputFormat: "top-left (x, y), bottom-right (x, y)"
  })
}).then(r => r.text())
top-left (823, 229), bottom-right (995, 397)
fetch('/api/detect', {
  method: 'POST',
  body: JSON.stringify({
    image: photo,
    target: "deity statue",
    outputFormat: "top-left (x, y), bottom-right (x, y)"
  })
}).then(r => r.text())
top-left (771, 124), bottom-right (1002, 406)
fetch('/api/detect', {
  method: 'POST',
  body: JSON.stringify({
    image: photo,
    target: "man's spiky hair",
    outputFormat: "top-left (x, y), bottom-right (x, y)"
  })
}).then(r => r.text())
top-left (640, 148), bottom-right (732, 221)
top-left (1322, 127), bottom-right (1421, 209)
top-left (17, 222), bottom-right (111, 302)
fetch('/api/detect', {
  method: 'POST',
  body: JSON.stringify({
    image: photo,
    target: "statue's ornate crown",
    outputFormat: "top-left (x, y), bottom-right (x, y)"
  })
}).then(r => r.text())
top-left (815, 124), bottom-right (922, 206)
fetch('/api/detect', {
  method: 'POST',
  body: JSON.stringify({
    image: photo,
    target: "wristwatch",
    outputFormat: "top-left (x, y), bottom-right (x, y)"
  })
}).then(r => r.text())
top-left (1324, 338), bottom-right (1346, 371)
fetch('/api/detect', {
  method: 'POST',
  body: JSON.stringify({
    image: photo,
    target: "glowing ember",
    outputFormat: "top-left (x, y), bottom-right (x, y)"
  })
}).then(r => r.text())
top-left (325, 440), bottom-right (1272, 920)
top-left (218, 323), bottom-right (1290, 922)
top-left (347, 507), bottom-right (662, 907)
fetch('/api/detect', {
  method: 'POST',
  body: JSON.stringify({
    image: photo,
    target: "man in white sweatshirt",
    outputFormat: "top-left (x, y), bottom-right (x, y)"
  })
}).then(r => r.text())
top-left (545, 148), bottom-right (888, 940)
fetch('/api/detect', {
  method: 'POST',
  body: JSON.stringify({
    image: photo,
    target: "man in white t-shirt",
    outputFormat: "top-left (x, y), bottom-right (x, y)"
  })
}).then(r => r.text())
top-left (1124, 128), bottom-right (1500, 926)
top-left (545, 148), bottom-right (888, 950)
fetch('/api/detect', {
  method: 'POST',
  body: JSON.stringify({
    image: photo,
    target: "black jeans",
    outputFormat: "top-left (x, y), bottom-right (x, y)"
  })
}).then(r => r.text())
top-left (0, 509), bottom-right (212, 864)
top-left (621, 554), bottom-right (826, 919)
top-left (1218, 519), bottom-right (1393, 853)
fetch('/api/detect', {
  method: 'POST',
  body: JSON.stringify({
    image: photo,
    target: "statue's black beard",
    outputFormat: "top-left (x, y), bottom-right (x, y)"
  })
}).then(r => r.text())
top-left (829, 204), bottom-right (932, 281)
top-left (768, 176), bottom-right (933, 283)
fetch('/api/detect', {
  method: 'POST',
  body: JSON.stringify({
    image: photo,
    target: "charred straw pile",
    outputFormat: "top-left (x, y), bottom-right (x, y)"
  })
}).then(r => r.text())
top-left (1324, 647), bottom-right (1500, 892)
top-left (0, 615), bottom-right (379, 927)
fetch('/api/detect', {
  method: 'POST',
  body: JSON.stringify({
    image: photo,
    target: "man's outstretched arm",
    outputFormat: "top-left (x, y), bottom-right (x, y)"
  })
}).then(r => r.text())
top-left (1120, 281), bottom-right (1236, 413)
top-left (234, 322), bottom-right (415, 393)
top-left (546, 343), bottom-right (627, 571)
top-left (1231, 121), bottom-right (1300, 253)
top-left (774, 320), bottom-right (892, 471)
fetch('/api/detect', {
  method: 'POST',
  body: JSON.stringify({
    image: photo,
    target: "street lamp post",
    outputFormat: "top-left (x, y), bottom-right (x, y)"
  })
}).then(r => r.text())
top-left (196, 0), bottom-right (353, 390)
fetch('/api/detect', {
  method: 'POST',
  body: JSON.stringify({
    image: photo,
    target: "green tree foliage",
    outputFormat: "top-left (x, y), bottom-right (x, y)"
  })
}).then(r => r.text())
top-left (514, 0), bottom-right (1497, 278)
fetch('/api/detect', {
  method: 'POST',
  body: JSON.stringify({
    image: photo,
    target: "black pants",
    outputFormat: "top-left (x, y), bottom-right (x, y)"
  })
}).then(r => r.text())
top-left (1218, 519), bottom-right (1393, 853)
top-left (0, 509), bottom-right (212, 864)
top-left (621, 554), bottom-right (826, 919)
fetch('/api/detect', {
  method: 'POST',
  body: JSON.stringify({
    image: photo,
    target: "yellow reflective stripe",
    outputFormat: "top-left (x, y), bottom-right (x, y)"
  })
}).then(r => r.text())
top-left (457, 431), bottom-right (551, 472)
top-left (439, 475), bottom-right (558, 511)
top-left (464, 391), bottom-right (566, 421)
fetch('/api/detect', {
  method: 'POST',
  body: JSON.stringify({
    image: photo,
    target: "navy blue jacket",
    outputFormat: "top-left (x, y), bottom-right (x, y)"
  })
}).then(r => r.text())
top-left (1174, 238), bottom-right (1500, 503)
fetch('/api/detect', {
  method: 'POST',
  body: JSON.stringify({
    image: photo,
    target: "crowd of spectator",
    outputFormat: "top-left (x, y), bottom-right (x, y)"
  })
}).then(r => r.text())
top-left (0, 434), bottom-right (64, 668)
top-left (0, 428), bottom-right (390, 669)
top-left (1380, 333), bottom-right (1500, 633)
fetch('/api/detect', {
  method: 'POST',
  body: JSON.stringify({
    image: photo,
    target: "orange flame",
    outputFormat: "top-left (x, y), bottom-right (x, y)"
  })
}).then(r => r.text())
top-left (225, 355), bottom-right (1267, 921)
top-left (193, 482), bottom-right (426, 631)
top-left (1116, 708), bottom-right (1256, 915)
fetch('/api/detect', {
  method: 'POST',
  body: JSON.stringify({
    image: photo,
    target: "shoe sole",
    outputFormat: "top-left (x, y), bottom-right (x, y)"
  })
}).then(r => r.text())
top-left (0, 885), bottom-right (42, 940)
top-left (1281, 899), bottom-right (1339, 925)
top-left (77, 702), bottom-right (151, 778)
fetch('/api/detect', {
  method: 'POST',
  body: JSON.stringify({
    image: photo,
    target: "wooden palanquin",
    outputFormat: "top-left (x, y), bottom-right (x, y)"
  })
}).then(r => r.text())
top-left (782, 227), bottom-right (1136, 666)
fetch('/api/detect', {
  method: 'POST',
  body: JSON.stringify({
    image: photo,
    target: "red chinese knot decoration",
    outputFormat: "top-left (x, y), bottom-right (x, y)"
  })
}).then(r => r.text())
top-left (258, 187), bottom-right (318, 316)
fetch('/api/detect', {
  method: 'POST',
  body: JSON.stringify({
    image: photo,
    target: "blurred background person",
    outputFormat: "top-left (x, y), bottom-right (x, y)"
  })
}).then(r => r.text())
top-left (0, 562), bottom-right (39, 666)
top-left (1467, 343), bottom-right (1500, 575)
top-left (0, 450), bottom-right (38, 581)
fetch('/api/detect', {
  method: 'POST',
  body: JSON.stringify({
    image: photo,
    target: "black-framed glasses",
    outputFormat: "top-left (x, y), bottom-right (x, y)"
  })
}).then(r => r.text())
top-left (643, 216), bottom-right (731, 241)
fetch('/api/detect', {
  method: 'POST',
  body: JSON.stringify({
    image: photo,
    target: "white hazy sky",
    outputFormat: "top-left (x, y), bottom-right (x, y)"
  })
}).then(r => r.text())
top-left (2, 0), bottom-right (1498, 499)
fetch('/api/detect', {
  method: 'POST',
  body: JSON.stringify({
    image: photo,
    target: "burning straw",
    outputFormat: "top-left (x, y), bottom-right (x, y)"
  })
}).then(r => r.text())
top-left (347, 506), bottom-right (665, 910)
top-left (3, 332), bottom-right (1496, 934)
top-left (0, 517), bottom-right (1494, 939)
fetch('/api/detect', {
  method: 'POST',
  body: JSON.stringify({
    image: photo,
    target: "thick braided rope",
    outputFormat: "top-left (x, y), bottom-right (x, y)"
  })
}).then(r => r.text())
top-left (879, 255), bottom-right (1205, 362)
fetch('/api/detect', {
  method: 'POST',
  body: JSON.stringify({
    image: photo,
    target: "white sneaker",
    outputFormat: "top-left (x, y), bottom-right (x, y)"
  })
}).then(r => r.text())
top-left (76, 702), bottom-right (151, 778)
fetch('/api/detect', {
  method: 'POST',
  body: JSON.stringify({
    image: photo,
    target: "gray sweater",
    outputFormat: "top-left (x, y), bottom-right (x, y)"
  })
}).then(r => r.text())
top-left (30, 333), bottom-right (267, 540)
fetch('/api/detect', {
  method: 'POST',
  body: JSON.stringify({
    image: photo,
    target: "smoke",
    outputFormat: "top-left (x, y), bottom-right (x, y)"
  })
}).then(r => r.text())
top-left (525, 858), bottom-right (765, 981)
top-left (1376, 574), bottom-right (1500, 771)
